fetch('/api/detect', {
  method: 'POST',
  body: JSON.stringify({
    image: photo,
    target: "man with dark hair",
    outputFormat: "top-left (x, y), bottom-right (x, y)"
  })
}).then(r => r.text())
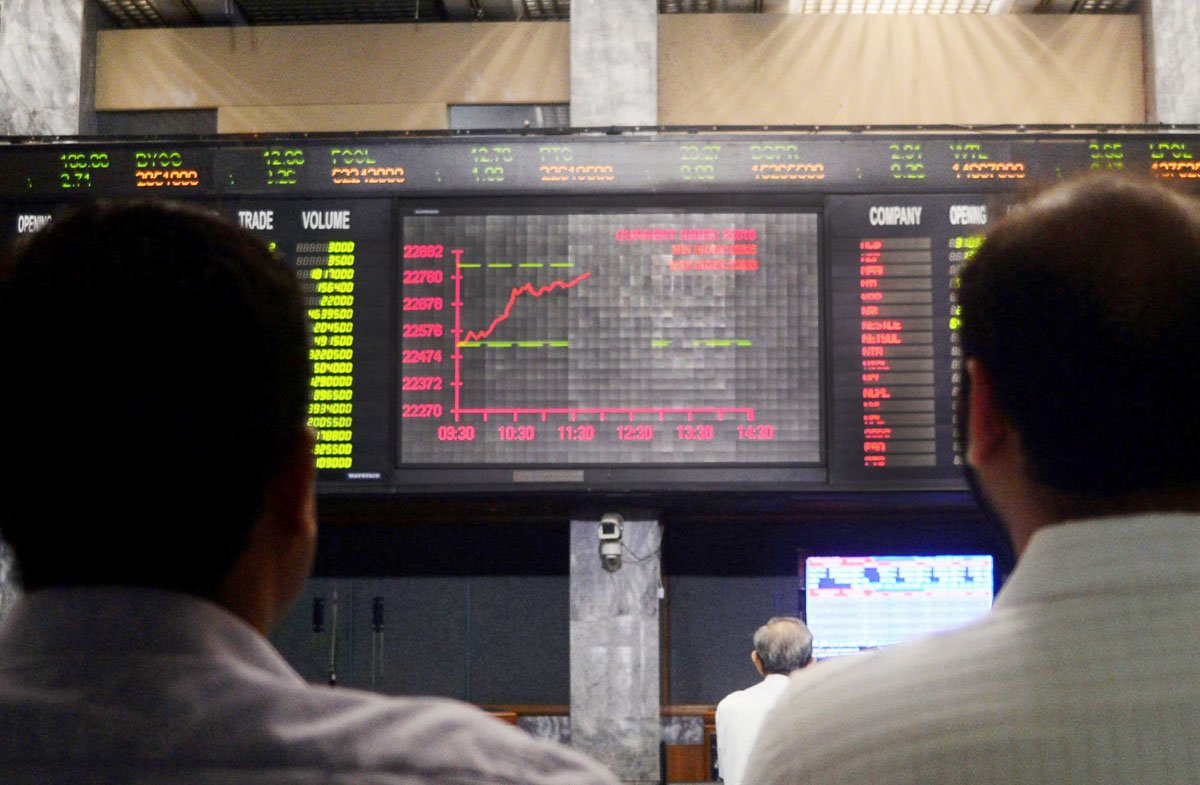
top-left (0, 201), bottom-right (618, 785)
top-left (747, 174), bottom-right (1200, 785)
top-left (716, 616), bottom-right (812, 785)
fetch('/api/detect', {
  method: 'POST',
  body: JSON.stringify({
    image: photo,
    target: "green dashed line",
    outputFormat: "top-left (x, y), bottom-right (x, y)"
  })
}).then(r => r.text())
top-left (462, 262), bottom-right (574, 268)
top-left (651, 340), bottom-right (672, 348)
top-left (693, 339), bottom-right (753, 347)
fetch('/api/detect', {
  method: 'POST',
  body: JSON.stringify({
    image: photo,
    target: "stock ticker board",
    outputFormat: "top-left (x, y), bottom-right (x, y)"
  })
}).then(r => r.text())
top-left (398, 209), bottom-right (820, 467)
top-left (1, 130), bottom-right (1195, 493)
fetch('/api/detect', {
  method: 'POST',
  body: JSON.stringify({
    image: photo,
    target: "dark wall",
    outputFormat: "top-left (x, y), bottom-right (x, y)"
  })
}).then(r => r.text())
top-left (271, 571), bottom-right (812, 706)
top-left (273, 494), bottom-right (1010, 705)
top-left (272, 575), bottom-right (571, 703)
top-left (95, 109), bottom-right (218, 136)
top-left (667, 575), bottom-right (801, 705)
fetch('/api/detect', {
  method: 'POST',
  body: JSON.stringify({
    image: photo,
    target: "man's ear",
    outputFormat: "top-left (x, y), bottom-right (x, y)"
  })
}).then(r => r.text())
top-left (965, 359), bottom-right (1009, 470)
top-left (751, 651), bottom-right (765, 676)
top-left (264, 426), bottom-right (318, 538)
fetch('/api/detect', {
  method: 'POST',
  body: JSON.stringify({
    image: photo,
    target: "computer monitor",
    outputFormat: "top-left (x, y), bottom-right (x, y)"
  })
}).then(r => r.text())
top-left (803, 554), bottom-right (995, 659)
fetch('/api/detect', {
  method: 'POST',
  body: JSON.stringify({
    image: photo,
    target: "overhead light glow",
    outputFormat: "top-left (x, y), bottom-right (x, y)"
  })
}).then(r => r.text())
top-left (792, 0), bottom-right (993, 11)
top-left (789, 0), bottom-right (1136, 10)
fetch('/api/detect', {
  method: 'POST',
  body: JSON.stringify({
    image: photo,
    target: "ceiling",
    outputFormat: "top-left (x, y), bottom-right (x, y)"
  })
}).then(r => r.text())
top-left (94, 0), bottom-right (1139, 26)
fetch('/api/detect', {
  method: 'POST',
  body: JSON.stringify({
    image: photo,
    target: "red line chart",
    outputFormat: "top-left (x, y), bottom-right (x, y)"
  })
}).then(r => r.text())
top-left (448, 248), bottom-right (756, 424)
top-left (460, 271), bottom-right (592, 344)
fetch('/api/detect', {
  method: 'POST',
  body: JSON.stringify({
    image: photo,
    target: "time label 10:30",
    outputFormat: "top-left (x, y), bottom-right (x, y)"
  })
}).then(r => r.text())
top-left (422, 422), bottom-right (777, 443)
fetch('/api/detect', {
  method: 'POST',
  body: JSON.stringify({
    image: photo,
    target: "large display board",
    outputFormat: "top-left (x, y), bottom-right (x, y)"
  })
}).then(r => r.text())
top-left (4, 134), bottom-right (1198, 198)
top-left (827, 194), bottom-right (1002, 487)
top-left (2, 129), bottom-right (1196, 493)
top-left (224, 200), bottom-right (393, 487)
top-left (398, 208), bottom-right (821, 471)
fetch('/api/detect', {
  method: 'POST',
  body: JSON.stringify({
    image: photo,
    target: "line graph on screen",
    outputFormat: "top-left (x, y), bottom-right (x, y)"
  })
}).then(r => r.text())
top-left (448, 248), bottom-right (757, 424)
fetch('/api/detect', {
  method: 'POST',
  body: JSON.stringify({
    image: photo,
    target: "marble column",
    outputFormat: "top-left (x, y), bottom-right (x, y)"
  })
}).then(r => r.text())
top-left (569, 517), bottom-right (662, 784)
top-left (0, 542), bottom-right (18, 619)
top-left (570, 0), bottom-right (657, 127)
top-left (1143, 0), bottom-right (1200, 123)
top-left (0, 0), bottom-right (86, 612)
top-left (0, 0), bottom-right (86, 135)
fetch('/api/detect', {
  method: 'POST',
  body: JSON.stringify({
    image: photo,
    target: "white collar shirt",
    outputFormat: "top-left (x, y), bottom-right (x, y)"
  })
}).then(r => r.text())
top-left (0, 586), bottom-right (619, 785)
top-left (716, 672), bottom-right (792, 785)
top-left (744, 512), bottom-right (1200, 785)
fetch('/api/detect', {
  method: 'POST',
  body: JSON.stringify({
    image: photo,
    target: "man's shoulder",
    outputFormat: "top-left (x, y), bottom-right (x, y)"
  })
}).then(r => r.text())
top-left (0, 650), bottom-right (617, 785)
top-left (716, 683), bottom-right (755, 715)
top-left (776, 611), bottom-right (1006, 714)
top-left (717, 675), bottom-right (790, 722)
top-left (716, 686), bottom-right (744, 708)
top-left (0, 683), bottom-right (618, 785)
top-left (252, 684), bottom-right (617, 784)
top-left (748, 615), bottom-right (1015, 774)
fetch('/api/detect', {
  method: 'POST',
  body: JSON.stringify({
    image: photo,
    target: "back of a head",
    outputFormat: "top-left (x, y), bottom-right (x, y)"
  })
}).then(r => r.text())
top-left (0, 200), bottom-right (310, 594)
top-left (960, 174), bottom-right (1200, 502)
top-left (754, 616), bottom-right (813, 674)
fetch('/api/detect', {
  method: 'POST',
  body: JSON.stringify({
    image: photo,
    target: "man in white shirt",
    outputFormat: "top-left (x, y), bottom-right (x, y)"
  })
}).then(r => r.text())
top-left (716, 616), bottom-right (812, 785)
top-left (746, 174), bottom-right (1200, 785)
top-left (0, 201), bottom-right (618, 785)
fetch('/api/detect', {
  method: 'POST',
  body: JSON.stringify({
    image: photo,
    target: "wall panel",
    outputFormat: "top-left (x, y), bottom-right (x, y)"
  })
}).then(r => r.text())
top-left (97, 22), bottom-right (571, 131)
top-left (95, 16), bottom-right (1143, 133)
top-left (659, 15), bottom-right (1143, 126)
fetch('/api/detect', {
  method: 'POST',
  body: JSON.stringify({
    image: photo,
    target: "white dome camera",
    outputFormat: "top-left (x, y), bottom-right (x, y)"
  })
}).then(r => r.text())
top-left (598, 513), bottom-right (624, 572)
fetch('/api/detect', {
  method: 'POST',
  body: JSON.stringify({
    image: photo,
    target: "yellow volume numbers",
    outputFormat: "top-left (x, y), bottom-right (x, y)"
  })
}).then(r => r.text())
top-left (307, 242), bottom-right (358, 469)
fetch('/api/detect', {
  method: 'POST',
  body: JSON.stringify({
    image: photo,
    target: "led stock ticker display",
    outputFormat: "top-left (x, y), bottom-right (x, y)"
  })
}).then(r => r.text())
top-left (8, 134), bottom-right (1200, 200)
top-left (828, 195), bottom-right (995, 487)
top-left (398, 210), bottom-right (822, 467)
top-left (6, 130), bottom-right (1200, 492)
top-left (230, 201), bottom-right (392, 486)
top-left (1, 147), bottom-right (212, 193)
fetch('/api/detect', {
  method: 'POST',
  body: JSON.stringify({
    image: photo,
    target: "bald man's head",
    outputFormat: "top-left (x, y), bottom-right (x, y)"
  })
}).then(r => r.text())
top-left (753, 617), bottom-right (813, 675)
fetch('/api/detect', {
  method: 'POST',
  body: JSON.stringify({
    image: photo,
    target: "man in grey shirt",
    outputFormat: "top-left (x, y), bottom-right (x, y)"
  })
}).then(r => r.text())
top-left (747, 174), bottom-right (1200, 785)
top-left (0, 201), bottom-right (618, 785)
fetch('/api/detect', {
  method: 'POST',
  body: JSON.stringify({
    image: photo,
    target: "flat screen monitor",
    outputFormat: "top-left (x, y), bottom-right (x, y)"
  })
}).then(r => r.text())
top-left (803, 554), bottom-right (995, 659)
top-left (397, 205), bottom-right (823, 484)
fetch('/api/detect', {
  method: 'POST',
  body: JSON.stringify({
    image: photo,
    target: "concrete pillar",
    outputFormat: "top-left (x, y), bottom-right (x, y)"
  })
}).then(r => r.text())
top-left (0, 0), bottom-right (87, 135)
top-left (1143, 0), bottom-right (1200, 123)
top-left (570, 0), bottom-right (657, 127)
top-left (0, 544), bottom-right (17, 619)
top-left (570, 517), bottom-right (662, 784)
top-left (0, 0), bottom-right (89, 615)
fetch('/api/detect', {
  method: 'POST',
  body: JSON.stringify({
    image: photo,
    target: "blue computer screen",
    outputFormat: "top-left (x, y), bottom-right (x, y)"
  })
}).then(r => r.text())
top-left (804, 555), bottom-right (995, 659)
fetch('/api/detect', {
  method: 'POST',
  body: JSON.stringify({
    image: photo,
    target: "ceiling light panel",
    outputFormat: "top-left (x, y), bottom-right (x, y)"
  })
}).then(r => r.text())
top-left (233, 0), bottom-right (446, 24)
top-left (96, 0), bottom-right (167, 26)
top-left (522, 0), bottom-right (570, 18)
top-left (1072, 0), bottom-right (1139, 10)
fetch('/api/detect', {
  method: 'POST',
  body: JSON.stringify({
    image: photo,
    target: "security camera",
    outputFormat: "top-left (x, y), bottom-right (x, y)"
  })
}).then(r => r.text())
top-left (598, 513), bottom-right (623, 572)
